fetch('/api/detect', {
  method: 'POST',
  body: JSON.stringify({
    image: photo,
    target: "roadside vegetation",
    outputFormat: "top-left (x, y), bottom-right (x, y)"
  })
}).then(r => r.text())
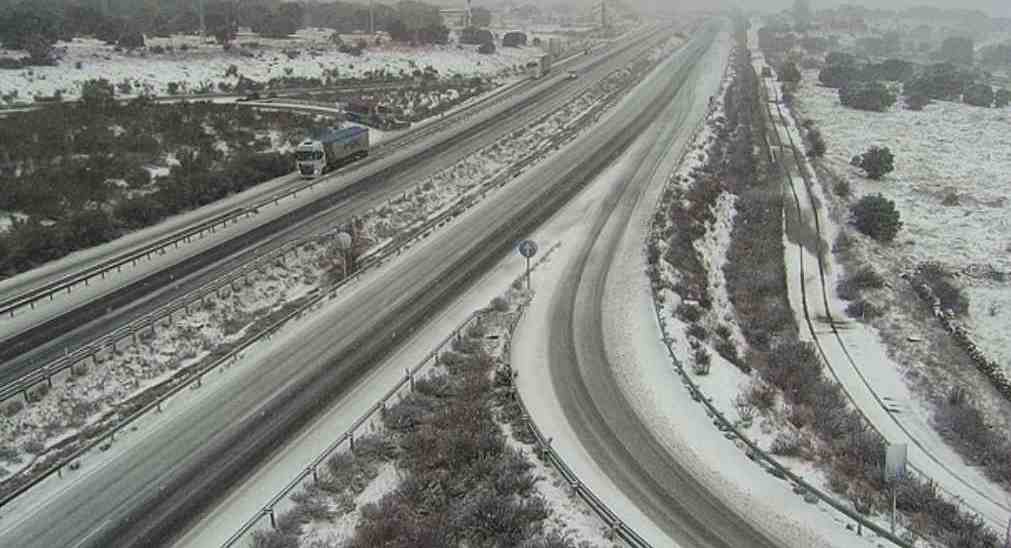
top-left (651, 19), bottom-right (1005, 546)
top-left (0, 87), bottom-right (321, 278)
top-left (0, 57), bottom-right (664, 508)
top-left (761, 7), bottom-right (1011, 521)
top-left (252, 289), bottom-right (598, 548)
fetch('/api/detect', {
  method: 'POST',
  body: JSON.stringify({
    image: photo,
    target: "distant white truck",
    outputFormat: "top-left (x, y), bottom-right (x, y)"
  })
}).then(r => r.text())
top-left (533, 54), bottom-right (552, 79)
top-left (294, 126), bottom-right (369, 179)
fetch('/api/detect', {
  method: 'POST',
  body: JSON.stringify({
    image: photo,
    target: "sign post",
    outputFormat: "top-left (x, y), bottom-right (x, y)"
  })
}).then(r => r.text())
top-left (884, 443), bottom-right (908, 535)
top-left (517, 240), bottom-right (538, 290)
top-left (335, 231), bottom-right (353, 280)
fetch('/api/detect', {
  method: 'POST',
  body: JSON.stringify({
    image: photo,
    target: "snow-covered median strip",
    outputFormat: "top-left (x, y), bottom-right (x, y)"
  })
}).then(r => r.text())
top-left (224, 264), bottom-right (615, 548)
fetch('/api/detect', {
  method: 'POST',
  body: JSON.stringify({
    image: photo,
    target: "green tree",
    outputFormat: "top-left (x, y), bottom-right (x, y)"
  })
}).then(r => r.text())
top-left (857, 146), bottom-right (895, 180)
top-left (939, 36), bottom-right (973, 65)
top-left (851, 194), bottom-right (902, 242)
top-left (806, 128), bottom-right (826, 157)
top-left (996, 88), bottom-right (1011, 108)
top-left (80, 78), bottom-right (117, 112)
top-left (905, 93), bottom-right (930, 111)
top-left (839, 81), bottom-right (895, 112)
top-left (778, 61), bottom-right (801, 83)
top-left (963, 83), bottom-right (994, 107)
top-left (470, 7), bottom-right (491, 27)
top-left (114, 195), bottom-right (166, 229)
top-left (0, 4), bottom-right (61, 51)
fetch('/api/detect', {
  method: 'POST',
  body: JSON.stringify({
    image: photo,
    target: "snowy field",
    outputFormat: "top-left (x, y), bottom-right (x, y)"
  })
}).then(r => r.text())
top-left (793, 74), bottom-right (1011, 383)
top-left (0, 27), bottom-right (545, 103)
top-left (747, 44), bottom-right (1011, 534)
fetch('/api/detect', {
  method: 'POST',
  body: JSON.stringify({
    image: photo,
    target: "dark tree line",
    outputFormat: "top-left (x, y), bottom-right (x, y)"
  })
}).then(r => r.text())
top-left (0, 0), bottom-right (462, 65)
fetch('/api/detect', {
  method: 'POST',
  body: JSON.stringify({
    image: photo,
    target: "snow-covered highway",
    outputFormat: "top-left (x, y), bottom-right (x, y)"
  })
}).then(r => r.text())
top-left (0, 23), bottom-right (722, 548)
top-left (0, 28), bottom-right (663, 388)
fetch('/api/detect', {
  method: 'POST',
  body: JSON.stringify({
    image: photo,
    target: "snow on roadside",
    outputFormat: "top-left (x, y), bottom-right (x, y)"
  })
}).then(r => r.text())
top-left (793, 69), bottom-right (1011, 380)
top-left (0, 53), bottom-right (661, 499)
top-left (0, 244), bottom-right (324, 480)
top-left (753, 50), bottom-right (1011, 534)
top-left (0, 28), bottom-right (545, 103)
top-left (636, 34), bottom-right (908, 548)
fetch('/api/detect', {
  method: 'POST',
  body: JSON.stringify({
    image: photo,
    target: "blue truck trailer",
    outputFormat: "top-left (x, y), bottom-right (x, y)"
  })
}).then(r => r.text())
top-left (294, 126), bottom-right (370, 178)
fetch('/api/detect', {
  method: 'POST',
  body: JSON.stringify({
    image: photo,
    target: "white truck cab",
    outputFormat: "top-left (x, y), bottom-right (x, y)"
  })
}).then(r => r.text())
top-left (295, 141), bottom-right (326, 177)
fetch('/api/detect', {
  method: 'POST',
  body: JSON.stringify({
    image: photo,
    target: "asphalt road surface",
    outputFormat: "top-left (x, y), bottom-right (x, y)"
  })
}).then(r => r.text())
top-left (0, 27), bottom-right (669, 385)
top-left (544, 30), bottom-right (782, 548)
top-left (0, 25), bottom-right (735, 548)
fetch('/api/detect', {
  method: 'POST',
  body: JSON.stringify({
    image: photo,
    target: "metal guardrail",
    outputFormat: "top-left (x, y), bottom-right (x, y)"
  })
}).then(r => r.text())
top-left (505, 296), bottom-right (653, 547)
top-left (639, 58), bottom-right (912, 547)
top-left (0, 42), bottom-right (653, 407)
top-left (0, 27), bottom-right (682, 513)
top-left (0, 160), bottom-right (510, 509)
top-left (220, 240), bottom-right (642, 548)
top-left (0, 92), bottom-right (590, 507)
top-left (0, 208), bottom-right (252, 318)
top-left (0, 23), bottom-right (667, 326)
top-left (219, 309), bottom-right (478, 547)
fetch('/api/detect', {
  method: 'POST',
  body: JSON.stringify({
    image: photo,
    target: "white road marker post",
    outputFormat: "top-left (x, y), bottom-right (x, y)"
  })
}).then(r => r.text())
top-left (884, 443), bottom-right (908, 535)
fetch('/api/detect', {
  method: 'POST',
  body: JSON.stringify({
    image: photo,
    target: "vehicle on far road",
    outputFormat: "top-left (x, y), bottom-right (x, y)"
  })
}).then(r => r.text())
top-left (532, 54), bottom-right (552, 79)
top-left (294, 126), bottom-right (369, 178)
top-left (566, 70), bottom-right (578, 80)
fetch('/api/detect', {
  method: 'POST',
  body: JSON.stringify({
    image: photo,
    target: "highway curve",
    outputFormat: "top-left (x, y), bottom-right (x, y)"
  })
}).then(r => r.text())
top-left (543, 29), bottom-right (782, 548)
top-left (0, 26), bottom-right (667, 384)
top-left (0, 24), bottom-right (724, 548)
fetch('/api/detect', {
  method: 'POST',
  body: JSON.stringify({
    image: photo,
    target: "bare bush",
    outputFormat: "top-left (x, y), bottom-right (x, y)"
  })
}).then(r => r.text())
top-left (26, 383), bottom-right (50, 403)
top-left (746, 380), bottom-right (777, 412)
top-left (290, 489), bottom-right (335, 522)
top-left (676, 303), bottom-right (703, 323)
top-left (2, 400), bottom-right (23, 418)
top-left (836, 266), bottom-right (884, 300)
top-left (22, 439), bottom-right (45, 455)
top-left (490, 297), bottom-right (510, 312)
top-left (686, 323), bottom-right (708, 341)
top-left (845, 299), bottom-right (882, 319)
top-left (692, 348), bottom-right (712, 375)
top-left (914, 262), bottom-right (970, 316)
top-left (770, 431), bottom-right (805, 457)
top-left (250, 529), bottom-right (299, 548)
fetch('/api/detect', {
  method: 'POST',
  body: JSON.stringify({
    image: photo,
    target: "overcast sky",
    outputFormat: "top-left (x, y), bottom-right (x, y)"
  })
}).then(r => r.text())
top-left (614, 0), bottom-right (1010, 18)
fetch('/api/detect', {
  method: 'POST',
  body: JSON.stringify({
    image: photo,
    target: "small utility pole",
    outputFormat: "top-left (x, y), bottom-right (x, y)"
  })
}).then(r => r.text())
top-left (197, 0), bottom-right (206, 36)
top-left (369, 0), bottom-right (375, 35)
